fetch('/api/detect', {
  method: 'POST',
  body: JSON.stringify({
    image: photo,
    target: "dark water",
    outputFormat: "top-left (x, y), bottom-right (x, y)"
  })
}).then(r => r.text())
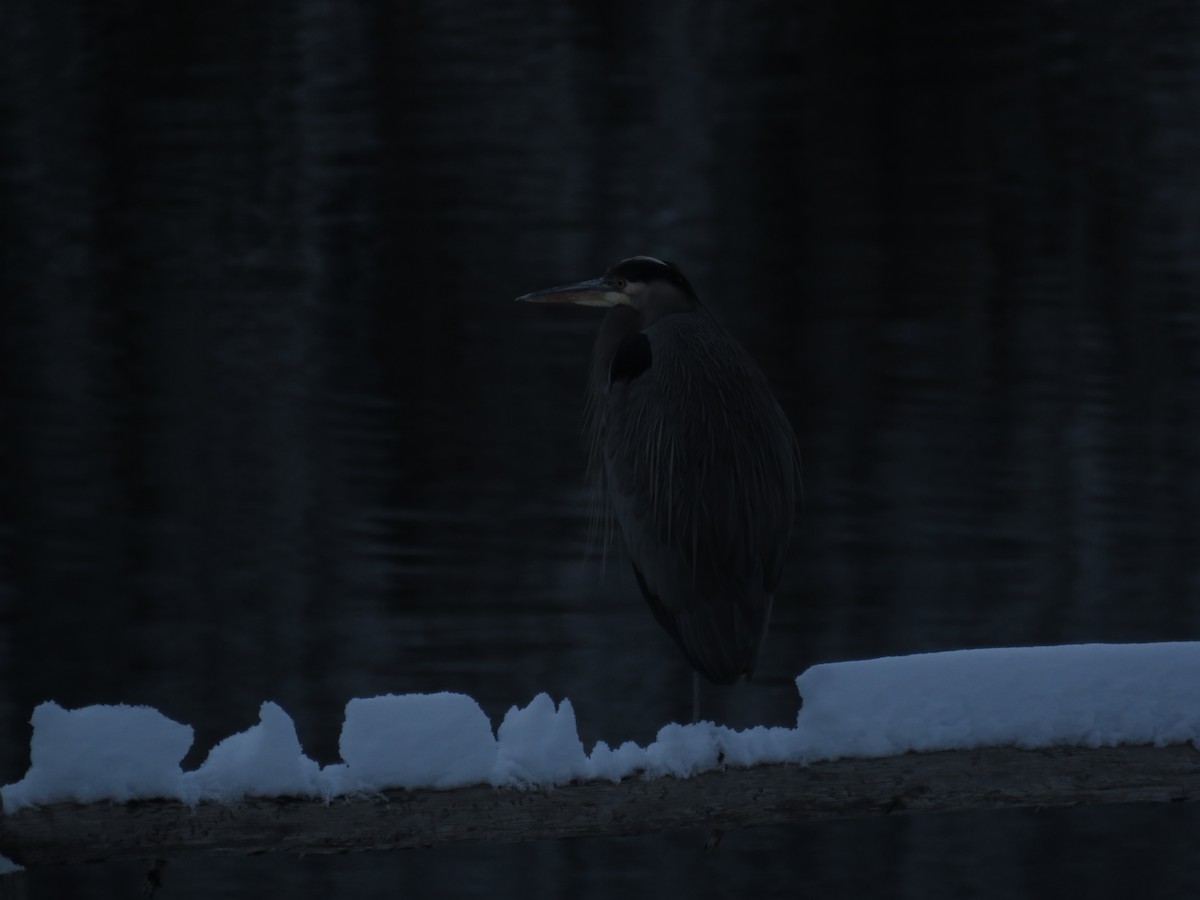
top-left (3, 1), bottom-right (1200, 896)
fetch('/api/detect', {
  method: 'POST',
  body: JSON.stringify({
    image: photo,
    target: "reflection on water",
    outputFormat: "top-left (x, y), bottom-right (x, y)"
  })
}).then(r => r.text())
top-left (3, 1), bottom-right (1200, 897)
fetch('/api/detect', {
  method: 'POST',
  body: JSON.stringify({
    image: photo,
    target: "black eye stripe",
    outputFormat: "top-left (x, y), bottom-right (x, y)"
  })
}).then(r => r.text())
top-left (605, 258), bottom-right (697, 301)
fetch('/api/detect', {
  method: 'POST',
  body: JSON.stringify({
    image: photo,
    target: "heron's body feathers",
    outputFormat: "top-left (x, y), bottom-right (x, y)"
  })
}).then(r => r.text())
top-left (591, 307), bottom-right (797, 684)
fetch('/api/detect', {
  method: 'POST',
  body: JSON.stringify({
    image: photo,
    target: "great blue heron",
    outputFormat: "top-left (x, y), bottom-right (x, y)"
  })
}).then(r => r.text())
top-left (517, 256), bottom-right (799, 702)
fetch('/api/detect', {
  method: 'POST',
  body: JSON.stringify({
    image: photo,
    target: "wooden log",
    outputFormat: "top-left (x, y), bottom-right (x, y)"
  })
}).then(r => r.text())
top-left (2, 743), bottom-right (1199, 867)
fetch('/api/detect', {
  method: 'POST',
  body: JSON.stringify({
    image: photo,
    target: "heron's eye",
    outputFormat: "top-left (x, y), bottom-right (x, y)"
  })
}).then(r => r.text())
top-left (613, 277), bottom-right (628, 291)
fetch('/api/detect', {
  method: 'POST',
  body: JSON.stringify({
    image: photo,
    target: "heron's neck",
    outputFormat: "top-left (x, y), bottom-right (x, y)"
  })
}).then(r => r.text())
top-left (592, 305), bottom-right (642, 373)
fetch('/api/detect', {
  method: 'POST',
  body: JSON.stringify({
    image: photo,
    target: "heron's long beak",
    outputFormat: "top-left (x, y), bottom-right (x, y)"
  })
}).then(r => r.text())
top-left (515, 278), bottom-right (631, 307)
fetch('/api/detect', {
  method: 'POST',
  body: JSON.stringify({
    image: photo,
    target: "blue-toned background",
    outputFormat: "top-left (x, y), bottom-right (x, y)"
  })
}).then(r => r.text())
top-left (3, 1), bottom-right (1199, 896)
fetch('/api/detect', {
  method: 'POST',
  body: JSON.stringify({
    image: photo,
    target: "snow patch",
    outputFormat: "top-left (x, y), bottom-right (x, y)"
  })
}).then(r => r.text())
top-left (492, 693), bottom-right (588, 787)
top-left (0, 855), bottom-right (23, 875)
top-left (793, 642), bottom-right (1200, 759)
top-left (324, 692), bottom-right (497, 795)
top-left (183, 702), bottom-right (321, 803)
top-left (587, 739), bottom-right (647, 783)
top-left (1, 702), bottom-right (192, 813)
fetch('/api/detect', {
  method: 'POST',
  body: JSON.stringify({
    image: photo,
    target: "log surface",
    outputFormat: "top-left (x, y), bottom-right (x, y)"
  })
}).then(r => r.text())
top-left (3, 743), bottom-right (1199, 866)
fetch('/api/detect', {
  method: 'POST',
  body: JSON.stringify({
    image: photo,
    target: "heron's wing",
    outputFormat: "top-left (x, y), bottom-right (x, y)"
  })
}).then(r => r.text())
top-left (597, 313), bottom-right (797, 684)
top-left (628, 559), bottom-right (760, 686)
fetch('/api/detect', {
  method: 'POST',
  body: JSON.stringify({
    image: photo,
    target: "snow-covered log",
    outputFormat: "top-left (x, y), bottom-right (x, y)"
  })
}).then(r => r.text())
top-left (3, 743), bottom-right (1199, 867)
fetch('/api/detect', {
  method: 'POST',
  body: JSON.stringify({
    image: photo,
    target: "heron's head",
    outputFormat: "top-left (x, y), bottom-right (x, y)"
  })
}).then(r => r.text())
top-left (516, 257), bottom-right (698, 319)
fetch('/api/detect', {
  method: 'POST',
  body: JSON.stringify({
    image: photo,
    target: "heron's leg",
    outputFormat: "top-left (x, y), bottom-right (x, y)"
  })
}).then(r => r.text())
top-left (692, 672), bottom-right (724, 853)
